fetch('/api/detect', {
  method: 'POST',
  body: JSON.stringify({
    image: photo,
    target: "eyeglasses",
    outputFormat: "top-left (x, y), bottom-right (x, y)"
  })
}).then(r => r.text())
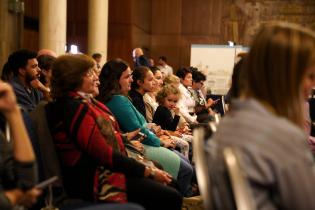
top-left (85, 68), bottom-right (96, 77)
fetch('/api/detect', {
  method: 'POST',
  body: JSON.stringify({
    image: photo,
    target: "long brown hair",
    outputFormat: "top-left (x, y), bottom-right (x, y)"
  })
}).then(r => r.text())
top-left (131, 66), bottom-right (151, 90)
top-left (97, 58), bottom-right (129, 103)
top-left (242, 22), bottom-right (315, 127)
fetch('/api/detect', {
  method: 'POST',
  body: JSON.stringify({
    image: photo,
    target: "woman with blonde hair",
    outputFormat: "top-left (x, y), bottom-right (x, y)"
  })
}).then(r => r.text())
top-left (209, 22), bottom-right (315, 210)
top-left (163, 74), bottom-right (181, 88)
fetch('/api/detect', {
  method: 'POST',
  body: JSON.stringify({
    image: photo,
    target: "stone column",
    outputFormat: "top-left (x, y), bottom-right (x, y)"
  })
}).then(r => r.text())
top-left (39, 0), bottom-right (66, 56)
top-left (88, 0), bottom-right (108, 63)
top-left (0, 0), bottom-right (24, 70)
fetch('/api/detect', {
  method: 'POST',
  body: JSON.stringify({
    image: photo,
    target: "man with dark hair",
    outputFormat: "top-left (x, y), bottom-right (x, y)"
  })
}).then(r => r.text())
top-left (8, 49), bottom-right (48, 112)
top-left (157, 56), bottom-right (173, 77)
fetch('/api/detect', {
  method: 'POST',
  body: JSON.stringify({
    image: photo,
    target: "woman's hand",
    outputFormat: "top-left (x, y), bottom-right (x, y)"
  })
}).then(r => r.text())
top-left (130, 140), bottom-right (144, 152)
top-left (160, 137), bottom-right (176, 149)
top-left (30, 79), bottom-right (50, 94)
top-left (152, 125), bottom-right (162, 136)
top-left (145, 167), bottom-right (172, 185)
top-left (205, 98), bottom-right (215, 108)
top-left (126, 128), bottom-right (143, 141)
top-left (170, 130), bottom-right (182, 137)
top-left (18, 188), bottom-right (42, 208)
top-left (152, 168), bottom-right (172, 184)
top-left (156, 129), bottom-right (170, 137)
top-left (4, 188), bottom-right (41, 208)
top-left (178, 123), bottom-right (191, 134)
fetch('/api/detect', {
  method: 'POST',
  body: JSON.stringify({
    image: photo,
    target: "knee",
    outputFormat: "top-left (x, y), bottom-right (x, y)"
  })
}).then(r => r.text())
top-left (179, 159), bottom-right (194, 175)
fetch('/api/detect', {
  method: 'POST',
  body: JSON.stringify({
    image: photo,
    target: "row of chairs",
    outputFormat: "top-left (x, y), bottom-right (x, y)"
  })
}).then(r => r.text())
top-left (192, 122), bottom-right (257, 210)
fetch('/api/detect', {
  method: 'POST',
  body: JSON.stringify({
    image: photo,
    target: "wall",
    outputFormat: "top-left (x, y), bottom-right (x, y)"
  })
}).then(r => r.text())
top-left (23, 0), bottom-right (39, 52)
top-left (150, 0), bottom-right (315, 70)
top-left (0, 0), bottom-right (25, 70)
top-left (67, 0), bottom-right (88, 53)
top-left (107, 0), bottom-right (152, 65)
top-left (22, 0), bottom-right (88, 54)
top-left (17, 0), bottom-right (315, 71)
top-left (107, 0), bottom-right (132, 64)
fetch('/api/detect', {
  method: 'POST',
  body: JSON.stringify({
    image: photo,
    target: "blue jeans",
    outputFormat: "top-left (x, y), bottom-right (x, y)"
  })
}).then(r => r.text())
top-left (173, 150), bottom-right (194, 197)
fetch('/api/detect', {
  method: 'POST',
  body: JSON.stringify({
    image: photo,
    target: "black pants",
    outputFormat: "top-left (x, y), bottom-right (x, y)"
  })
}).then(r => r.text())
top-left (126, 176), bottom-right (182, 210)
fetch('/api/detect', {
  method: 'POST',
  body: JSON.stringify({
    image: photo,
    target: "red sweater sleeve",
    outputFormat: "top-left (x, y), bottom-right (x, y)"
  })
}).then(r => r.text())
top-left (69, 103), bottom-right (145, 177)
top-left (70, 105), bottom-right (114, 167)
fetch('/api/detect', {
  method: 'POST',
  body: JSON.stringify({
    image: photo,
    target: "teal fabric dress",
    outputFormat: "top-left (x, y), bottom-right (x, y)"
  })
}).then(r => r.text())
top-left (106, 95), bottom-right (180, 178)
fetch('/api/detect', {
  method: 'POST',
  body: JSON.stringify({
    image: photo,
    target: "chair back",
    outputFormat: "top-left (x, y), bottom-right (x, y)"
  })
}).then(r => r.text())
top-left (30, 101), bottom-right (63, 185)
top-left (223, 147), bottom-right (257, 210)
top-left (193, 127), bottom-right (213, 210)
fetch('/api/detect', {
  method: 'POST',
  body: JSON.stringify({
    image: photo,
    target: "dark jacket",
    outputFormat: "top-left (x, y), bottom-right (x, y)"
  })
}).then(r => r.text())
top-left (10, 76), bottom-right (42, 112)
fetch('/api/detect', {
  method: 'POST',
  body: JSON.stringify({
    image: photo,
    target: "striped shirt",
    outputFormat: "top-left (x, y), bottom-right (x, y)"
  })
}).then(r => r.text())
top-left (210, 99), bottom-right (315, 210)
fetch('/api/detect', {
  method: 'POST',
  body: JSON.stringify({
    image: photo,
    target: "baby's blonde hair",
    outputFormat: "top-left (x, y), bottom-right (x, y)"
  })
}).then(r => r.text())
top-left (156, 85), bottom-right (180, 105)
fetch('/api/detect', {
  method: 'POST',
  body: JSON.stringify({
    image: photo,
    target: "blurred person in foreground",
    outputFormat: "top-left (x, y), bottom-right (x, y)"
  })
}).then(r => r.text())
top-left (0, 81), bottom-right (41, 209)
top-left (209, 22), bottom-right (315, 210)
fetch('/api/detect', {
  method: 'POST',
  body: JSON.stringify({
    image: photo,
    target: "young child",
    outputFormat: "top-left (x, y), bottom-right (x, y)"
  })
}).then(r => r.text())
top-left (153, 85), bottom-right (190, 159)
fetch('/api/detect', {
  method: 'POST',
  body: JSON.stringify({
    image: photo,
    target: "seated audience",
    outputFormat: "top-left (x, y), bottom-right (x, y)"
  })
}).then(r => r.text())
top-left (92, 53), bottom-right (102, 75)
top-left (163, 75), bottom-right (190, 129)
top-left (143, 66), bottom-right (163, 123)
top-left (132, 48), bottom-right (150, 68)
top-left (176, 67), bottom-right (197, 124)
top-left (37, 54), bottom-right (56, 101)
top-left (157, 56), bottom-right (173, 78)
top-left (209, 22), bottom-right (315, 210)
top-left (97, 59), bottom-right (195, 197)
top-left (191, 69), bottom-right (216, 123)
top-left (48, 54), bottom-right (182, 210)
top-left (154, 85), bottom-right (181, 131)
top-left (129, 66), bottom-right (155, 118)
top-left (153, 85), bottom-right (190, 158)
top-left (8, 49), bottom-right (49, 112)
top-left (163, 74), bottom-right (180, 88)
top-left (148, 58), bottom-right (155, 67)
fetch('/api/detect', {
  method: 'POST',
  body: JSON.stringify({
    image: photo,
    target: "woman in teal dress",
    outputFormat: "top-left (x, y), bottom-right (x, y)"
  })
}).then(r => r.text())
top-left (97, 59), bottom-right (194, 197)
